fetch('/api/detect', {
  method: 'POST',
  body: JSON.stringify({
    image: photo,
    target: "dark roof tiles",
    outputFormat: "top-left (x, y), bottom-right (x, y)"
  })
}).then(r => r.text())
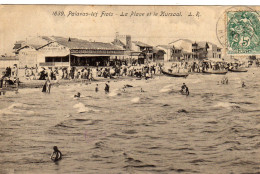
top-left (48, 36), bottom-right (124, 50)
top-left (132, 41), bottom-right (152, 47)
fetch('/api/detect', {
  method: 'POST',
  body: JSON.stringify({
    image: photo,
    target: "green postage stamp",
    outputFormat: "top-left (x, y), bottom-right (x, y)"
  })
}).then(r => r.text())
top-left (227, 11), bottom-right (260, 54)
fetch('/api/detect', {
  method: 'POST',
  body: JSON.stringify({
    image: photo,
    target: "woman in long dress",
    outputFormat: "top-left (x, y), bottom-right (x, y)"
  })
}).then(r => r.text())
top-left (42, 78), bottom-right (51, 93)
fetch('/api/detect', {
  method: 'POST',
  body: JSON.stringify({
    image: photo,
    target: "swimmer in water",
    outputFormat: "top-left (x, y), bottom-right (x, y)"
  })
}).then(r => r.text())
top-left (181, 83), bottom-right (187, 93)
top-left (95, 84), bottom-right (99, 92)
top-left (180, 83), bottom-right (189, 96)
top-left (242, 81), bottom-right (246, 88)
top-left (74, 92), bottom-right (81, 98)
top-left (50, 146), bottom-right (62, 162)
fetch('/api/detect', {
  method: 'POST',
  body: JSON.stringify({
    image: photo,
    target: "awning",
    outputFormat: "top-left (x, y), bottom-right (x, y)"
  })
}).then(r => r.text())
top-left (204, 58), bottom-right (224, 62)
top-left (130, 52), bottom-right (142, 56)
top-left (153, 48), bottom-right (166, 54)
top-left (71, 54), bottom-right (111, 57)
top-left (43, 51), bottom-right (69, 57)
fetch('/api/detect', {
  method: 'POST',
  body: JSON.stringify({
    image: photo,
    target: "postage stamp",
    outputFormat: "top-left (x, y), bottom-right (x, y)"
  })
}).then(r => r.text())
top-left (227, 11), bottom-right (260, 54)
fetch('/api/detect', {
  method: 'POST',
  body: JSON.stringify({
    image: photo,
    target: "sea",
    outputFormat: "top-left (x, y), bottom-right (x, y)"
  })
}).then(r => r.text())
top-left (0, 68), bottom-right (259, 174)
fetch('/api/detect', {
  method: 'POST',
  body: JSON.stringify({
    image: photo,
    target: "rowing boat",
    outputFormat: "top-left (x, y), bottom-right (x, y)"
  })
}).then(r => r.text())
top-left (202, 69), bottom-right (228, 74)
top-left (162, 70), bottom-right (189, 78)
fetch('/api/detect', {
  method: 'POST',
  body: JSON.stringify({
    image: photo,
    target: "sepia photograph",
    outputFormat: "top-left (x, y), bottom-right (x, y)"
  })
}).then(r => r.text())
top-left (0, 4), bottom-right (259, 174)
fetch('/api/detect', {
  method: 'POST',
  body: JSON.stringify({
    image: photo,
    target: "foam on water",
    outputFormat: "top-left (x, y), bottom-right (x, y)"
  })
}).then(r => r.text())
top-left (8, 102), bottom-right (31, 109)
top-left (159, 88), bottom-right (172, 93)
top-left (73, 102), bottom-right (100, 113)
top-left (213, 102), bottom-right (237, 108)
top-left (0, 103), bottom-right (35, 116)
top-left (159, 84), bottom-right (174, 93)
top-left (108, 89), bottom-right (122, 97)
top-left (131, 97), bottom-right (140, 103)
top-left (73, 102), bottom-right (85, 109)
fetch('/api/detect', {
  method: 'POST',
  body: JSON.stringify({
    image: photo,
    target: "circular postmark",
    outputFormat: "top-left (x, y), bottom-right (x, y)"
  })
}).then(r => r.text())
top-left (216, 6), bottom-right (260, 55)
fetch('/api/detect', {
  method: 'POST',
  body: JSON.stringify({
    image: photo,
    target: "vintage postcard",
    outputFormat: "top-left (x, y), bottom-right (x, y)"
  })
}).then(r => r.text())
top-left (0, 5), bottom-right (259, 174)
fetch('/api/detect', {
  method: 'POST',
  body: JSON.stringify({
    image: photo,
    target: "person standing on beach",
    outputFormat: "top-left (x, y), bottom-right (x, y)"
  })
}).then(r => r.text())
top-left (185, 86), bottom-right (190, 96)
top-left (0, 71), bottom-right (5, 89)
top-left (105, 82), bottom-right (110, 93)
top-left (42, 78), bottom-right (51, 93)
top-left (95, 84), bottom-right (99, 92)
top-left (46, 78), bottom-right (51, 93)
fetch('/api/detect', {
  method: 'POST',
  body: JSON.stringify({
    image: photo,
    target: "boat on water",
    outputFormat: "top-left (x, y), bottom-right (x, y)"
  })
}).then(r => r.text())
top-left (228, 68), bottom-right (248, 72)
top-left (202, 69), bottom-right (228, 74)
top-left (162, 70), bottom-right (189, 78)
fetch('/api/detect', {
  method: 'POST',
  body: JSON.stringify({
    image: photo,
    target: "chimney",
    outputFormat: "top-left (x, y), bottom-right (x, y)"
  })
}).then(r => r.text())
top-left (126, 35), bottom-right (132, 51)
top-left (115, 32), bottom-right (119, 40)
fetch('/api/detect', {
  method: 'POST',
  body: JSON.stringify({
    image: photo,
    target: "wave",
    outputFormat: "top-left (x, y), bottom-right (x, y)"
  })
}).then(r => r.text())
top-left (108, 88), bottom-right (122, 97)
top-left (55, 122), bottom-right (75, 128)
top-left (163, 84), bottom-right (174, 89)
top-left (0, 103), bottom-right (35, 116)
top-left (213, 102), bottom-right (238, 108)
top-left (177, 109), bottom-right (189, 113)
top-left (159, 84), bottom-right (175, 93)
top-left (0, 108), bottom-right (35, 116)
top-left (124, 164), bottom-right (156, 168)
top-left (8, 103), bottom-right (29, 109)
top-left (123, 130), bottom-right (137, 134)
top-left (159, 88), bottom-right (172, 93)
top-left (73, 102), bottom-right (100, 113)
top-left (190, 79), bottom-right (202, 84)
top-left (131, 97), bottom-right (140, 103)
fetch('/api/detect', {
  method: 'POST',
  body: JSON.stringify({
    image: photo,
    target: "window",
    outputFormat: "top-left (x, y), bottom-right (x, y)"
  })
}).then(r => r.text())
top-left (45, 57), bottom-right (52, 62)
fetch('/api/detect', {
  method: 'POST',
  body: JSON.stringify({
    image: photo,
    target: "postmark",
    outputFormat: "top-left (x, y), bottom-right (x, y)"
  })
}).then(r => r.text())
top-left (216, 6), bottom-right (260, 55)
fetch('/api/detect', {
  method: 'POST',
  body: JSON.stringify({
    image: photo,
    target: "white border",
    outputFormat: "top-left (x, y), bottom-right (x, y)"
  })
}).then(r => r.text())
top-left (0, 0), bottom-right (259, 5)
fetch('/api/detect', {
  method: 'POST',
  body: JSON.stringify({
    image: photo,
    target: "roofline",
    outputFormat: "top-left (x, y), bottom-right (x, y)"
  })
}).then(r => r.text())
top-left (169, 39), bottom-right (193, 45)
top-left (132, 41), bottom-right (153, 47)
top-left (36, 41), bottom-right (54, 50)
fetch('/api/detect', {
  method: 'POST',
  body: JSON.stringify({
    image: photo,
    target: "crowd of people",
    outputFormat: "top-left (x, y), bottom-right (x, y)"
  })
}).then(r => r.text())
top-left (169, 60), bottom-right (253, 73)
top-left (170, 61), bottom-right (230, 73)
top-left (0, 65), bottom-right (19, 89)
top-left (23, 63), bottom-right (164, 81)
top-left (0, 59), bottom-right (253, 92)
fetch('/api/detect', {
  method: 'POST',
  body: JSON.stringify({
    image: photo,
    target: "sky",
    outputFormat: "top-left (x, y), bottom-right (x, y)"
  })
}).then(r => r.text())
top-left (0, 5), bottom-right (232, 55)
